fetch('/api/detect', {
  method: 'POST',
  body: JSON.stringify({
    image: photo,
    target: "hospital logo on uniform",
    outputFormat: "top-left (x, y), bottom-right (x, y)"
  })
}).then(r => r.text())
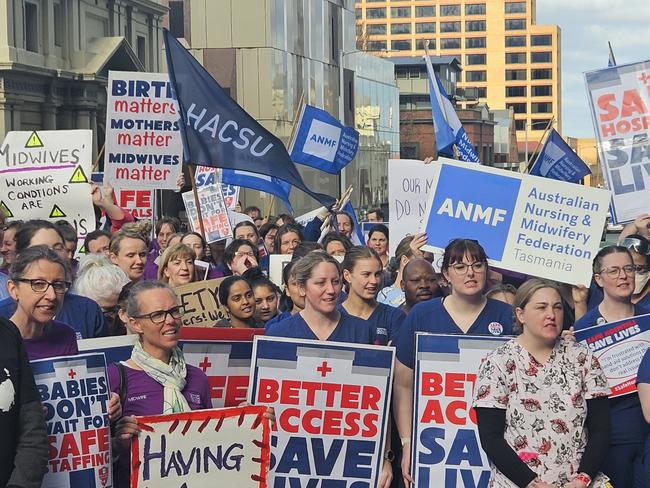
top-left (488, 322), bottom-right (504, 336)
top-left (303, 119), bottom-right (341, 162)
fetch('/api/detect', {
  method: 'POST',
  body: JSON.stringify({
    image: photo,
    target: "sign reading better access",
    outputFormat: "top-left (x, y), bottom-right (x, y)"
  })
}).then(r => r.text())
top-left (420, 159), bottom-right (611, 285)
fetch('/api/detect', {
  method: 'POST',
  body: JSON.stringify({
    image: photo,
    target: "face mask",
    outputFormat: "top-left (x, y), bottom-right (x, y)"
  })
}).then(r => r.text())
top-left (635, 272), bottom-right (650, 294)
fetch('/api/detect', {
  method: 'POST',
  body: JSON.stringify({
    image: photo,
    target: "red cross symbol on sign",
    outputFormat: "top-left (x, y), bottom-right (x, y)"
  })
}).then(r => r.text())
top-left (316, 361), bottom-right (332, 378)
top-left (198, 357), bottom-right (212, 372)
top-left (68, 369), bottom-right (76, 379)
top-left (639, 72), bottom-right (650, 85)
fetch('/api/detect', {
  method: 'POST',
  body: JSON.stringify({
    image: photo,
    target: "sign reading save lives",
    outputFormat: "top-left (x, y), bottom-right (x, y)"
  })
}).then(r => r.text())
top-left (420, 159), bottom-right (611, 286)
top-left (0, 130), bottom-right (96, 248)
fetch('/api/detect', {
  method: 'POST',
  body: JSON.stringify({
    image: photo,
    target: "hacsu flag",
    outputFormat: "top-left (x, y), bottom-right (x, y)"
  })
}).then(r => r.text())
top-left (163, 30), bottom-right (335, 207)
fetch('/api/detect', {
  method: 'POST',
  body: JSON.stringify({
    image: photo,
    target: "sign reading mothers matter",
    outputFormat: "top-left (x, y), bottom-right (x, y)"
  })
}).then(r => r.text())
top-left (419, 158), bottom-right (611, 285)
top-left (413, 333), bottom-right (507, 488)
top-left (249, 337), bottom-right (394, 488)
top-left (105, 71), bottom-right (182, 190)
top-left (31, 353), bottom-right (112, 488)
top-left (130, 405), bottom-right (270, 488)
top-left (175, 278), bottom-right (228, 326)
top-left (575, 313), bottom-right (650, 397)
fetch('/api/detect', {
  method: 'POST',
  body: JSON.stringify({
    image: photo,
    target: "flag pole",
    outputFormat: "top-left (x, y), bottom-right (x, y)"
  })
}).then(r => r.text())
top-left (188, 165), bottom-right (207, 241)
top-left (91, 144), bottom-right (105, 173)
top-left (526, 117), bottom-right (555, 173)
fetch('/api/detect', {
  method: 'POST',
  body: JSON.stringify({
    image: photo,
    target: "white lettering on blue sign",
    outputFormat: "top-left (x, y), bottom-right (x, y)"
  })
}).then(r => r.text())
top-left (436, 198), bottom-right (507, 227)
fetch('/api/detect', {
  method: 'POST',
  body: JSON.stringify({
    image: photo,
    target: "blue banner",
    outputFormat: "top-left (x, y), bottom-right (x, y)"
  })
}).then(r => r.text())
top-left (221, 169), bottom-right (293, 213)
top-left (530, 129), bottom-right (591, 183)
top-left (289, 104), bottom-right (359, 174)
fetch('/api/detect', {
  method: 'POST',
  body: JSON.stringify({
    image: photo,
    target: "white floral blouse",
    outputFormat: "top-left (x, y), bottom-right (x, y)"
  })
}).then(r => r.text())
top-left (472, 338), bottom-right (611, 487)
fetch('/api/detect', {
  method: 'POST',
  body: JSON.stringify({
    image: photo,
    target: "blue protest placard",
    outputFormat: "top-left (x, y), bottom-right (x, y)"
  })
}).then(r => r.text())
top-left (249, 336), bottom-right (394, 488)
top-left (575, 313), bottom-right (650, 397)
top-left (420, 159), bottom-right (611, 285)
top-left (412, 333), bottom-right (508, 488)
top-left (31, 353), bottom-right (113, 488)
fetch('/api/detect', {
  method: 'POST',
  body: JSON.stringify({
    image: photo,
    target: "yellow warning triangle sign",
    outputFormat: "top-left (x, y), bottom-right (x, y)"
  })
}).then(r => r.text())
top-left (49, 204), bottom-right (66, 218)
top-left (78, 244), bottom-right (87, 254)
top-left (69, 165), bottom-right (89, 184)
top-left (0, 201), bottom-right (13, 218)
top-left (25, 131), bottom-right (44, 148)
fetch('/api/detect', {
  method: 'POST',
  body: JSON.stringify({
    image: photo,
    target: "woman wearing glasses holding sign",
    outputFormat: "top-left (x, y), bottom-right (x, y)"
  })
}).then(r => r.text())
top-left (574, 246), bottom-right (649, 488)
top-left (393, 238), bottom-right (513, 486)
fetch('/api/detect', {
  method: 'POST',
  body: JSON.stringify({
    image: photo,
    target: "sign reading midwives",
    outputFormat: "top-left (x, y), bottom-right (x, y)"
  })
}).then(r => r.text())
top-left (419, 159), bottom-right (611, 285)
top-left (105, 71), bottom-right (182, 190)
top-left (0, 130), bottom-right (96, 251)
top-left (249, 336), bottom-right (394, 488)
top-left (413, 333), bottom-right (507, 487)
top-left (31, 353), bottom-right (113, 488)
top-left (585, 60), bottom-right (650, 223)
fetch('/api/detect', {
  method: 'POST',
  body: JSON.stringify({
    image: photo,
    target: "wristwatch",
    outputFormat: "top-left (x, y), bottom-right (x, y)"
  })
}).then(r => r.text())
top-left (384, 449), bottom-right (395, 462)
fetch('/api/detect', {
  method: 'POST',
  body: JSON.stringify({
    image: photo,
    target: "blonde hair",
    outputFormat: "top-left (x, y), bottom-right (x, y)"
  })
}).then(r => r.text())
top-left (157, 243), bottom-right (196, 282)
top-left (512, 278), bottom-right (561, 333)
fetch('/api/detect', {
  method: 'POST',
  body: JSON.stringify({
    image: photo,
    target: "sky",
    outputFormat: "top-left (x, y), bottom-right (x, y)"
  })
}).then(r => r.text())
top-left (536, 0), bottom-right (650, 138)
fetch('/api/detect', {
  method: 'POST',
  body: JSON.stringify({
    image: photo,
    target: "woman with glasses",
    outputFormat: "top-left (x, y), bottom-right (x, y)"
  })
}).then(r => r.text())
top-left (274, 224), bottom-right (303, 255)
top-left (574, 245), bottom-right (648, 488)
top-left (158, 243), bottom-right (196, 288)
top-left (224, 238), bottom-right (259, 276)
top-left (392, 238), bottom-right (513, 487)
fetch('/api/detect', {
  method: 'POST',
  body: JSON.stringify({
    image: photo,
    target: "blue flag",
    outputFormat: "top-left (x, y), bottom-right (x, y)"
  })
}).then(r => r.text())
top-left (530, 129), bottom-right (591, 183)
top-left (289, 104), bottom-right (359, 174)
top-left (162, 30), bottom-right (334, 208)
top-left (221, 169), bottom-right (293, 213)
top-left (341, 201), bottom-right (365, 245)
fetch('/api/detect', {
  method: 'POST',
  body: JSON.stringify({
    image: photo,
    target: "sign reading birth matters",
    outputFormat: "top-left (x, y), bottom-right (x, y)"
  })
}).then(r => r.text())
top-left (585, 60), bottom-right (650, 223)
top-left (249, 336), bottom-right (394, 488)
top-left (419, 158), bottom-right (611, 286)
top-left (413, 333), bottom-right (508, 488)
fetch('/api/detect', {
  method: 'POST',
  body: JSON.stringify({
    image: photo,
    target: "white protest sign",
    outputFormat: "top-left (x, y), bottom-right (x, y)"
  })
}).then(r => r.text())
top-left (182, 185), bottom-right (233, 243)
top-left (0, 130), bottom-right (96, 250)
top-left (105, 71), bottom-right (182, 190)
top-left (419, 158), bottom-right (611, 285)
top-left (114, 188), bottom-right (154, 220)
top-left (269, 254), bottom-right (292, 287)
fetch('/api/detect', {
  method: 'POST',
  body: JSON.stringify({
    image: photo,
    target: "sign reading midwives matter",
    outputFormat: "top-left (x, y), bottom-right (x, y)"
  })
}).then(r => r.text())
top-left (413, 333), bottom-right (507, 487)
top-left (182, 185), bottom-right (233, 242)
top-left (585, 60), bottom-right (650, 223)
top-left (575, 314), bottom-right (650, 398)
top-left (420, 159), bottom-right (611, 286)
top-left (0, 130), bottom-right (96, 250)
top-left (31, 353), bottom-right (112, 488)
top-left (249, 336), bottom-right (394, 488)
top-left (130, 405), bottom-right (270, 488)
top-left (105, 71), bottom-right (182, 190)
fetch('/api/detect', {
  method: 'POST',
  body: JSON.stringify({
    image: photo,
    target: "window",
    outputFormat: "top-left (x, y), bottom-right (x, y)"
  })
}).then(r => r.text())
top-left (532, 68), bottom-right (552, 79)
top-left (515, 119), bottom-right (526, 131)
top-left (440, 21), bottom-right (461, 32)
top-left (532, 85), bottom-right (552, 97)
top-left (408, 67), bottom-right (423, 78)
top-left (506, 86), bottom-right (527, 97)
top-left (391, 40), bottom-right (412, 51)
top-left (416, 22), bottom-right (436, 33)
top-left (395, 67), bottom-right (408, 79)
top-left (531, 51), bottom-right (552, 63)
top-left (391, 7), bottom-right (411, 18)
top-left (477, 87), bottom-right (487, 98)
top-left (505, 36), bottom-right (526, 47)
top-left (137, 36), bottom-right (146, 66)
top-left (367, 40), bottom-right (387, 51)
top-left (25, 2), bottom-right (38, 52)
top-left (505, 2), bottom-right (526, 13)
top-left (440, 4), bottom-right (460, 16)
top-left (356, 8), bottom-right (362, 19)
top-left (466, 20), bottom-right (486, 32)
top-left (366, 8), bottom-right (386, 19)
top-left (466, 54), bottom-right (486, 65)
top-left (367, 24), bottom-right (387, 35)
top-left (53, 2), bottom-right (63, 46)
top-left (506, 52), bottom-right (526, 64)
top-left (416, 39), bottom-right (436, 50)
top-left (532, 118), bottom-right (552, 128)
top-left (440, 38), bottom-right (461, 49)
top-left (466, 37), bottom-right (486, 49)
top-left (506, 102), bottom-right (527, 114)
top-left (415, 6), bottom-right (435, 17)
top-left (532, 102), bottom-right (552, 113)
top-left (465, 3), bottom-right (486, 15)
top-left (466, 70), bottom-right (487, 82)
top-left (531, 35), bottom-right (552, 46)
top-left (505, 19), bottom-right (526, 30)
top-left (506, 69), bottom-right (527, 80)
top-left (391, 23), bottom-right (411, 34)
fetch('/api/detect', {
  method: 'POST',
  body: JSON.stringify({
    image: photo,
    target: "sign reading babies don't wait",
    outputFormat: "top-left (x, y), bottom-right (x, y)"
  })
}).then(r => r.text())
top-left (419, 158), bottom-right (611, 285)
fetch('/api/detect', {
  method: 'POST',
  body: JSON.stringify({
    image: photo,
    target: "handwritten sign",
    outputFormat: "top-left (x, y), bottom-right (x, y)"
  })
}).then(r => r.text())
top-left (250, 336), bottom-right (394, 488)
top-left (412, 333), bottom-right (507, 487)
top-left (31, 353), bottom-right (112, 488)
top-left (175, 278), bottom-right (229, 327)
top-left (130, 405), bottom-right (270, 488)
top-left (183, 185), bottom-right (233, 243)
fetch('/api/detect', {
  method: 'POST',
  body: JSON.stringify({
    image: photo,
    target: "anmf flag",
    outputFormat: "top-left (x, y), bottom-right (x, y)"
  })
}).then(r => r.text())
top-left (530, 129), bottom-right (591, 183)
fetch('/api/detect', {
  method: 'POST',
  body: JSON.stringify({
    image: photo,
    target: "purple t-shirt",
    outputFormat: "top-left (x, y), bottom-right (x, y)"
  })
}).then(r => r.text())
top-left (22, 320), bottom-right (79, 360)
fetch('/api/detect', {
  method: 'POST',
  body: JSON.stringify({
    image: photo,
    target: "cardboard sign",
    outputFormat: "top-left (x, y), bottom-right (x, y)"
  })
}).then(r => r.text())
top-left (0, 129), bottom-right (96, 251)
top-left (182, 185), bottom-right (233, 243)
top-left (105, 71), bottom-right (182, 190)
top-left (175, 278), bottom-right (229, 327)
top-left (180, 327), bottom-right (264, 408)
top-left (31, 353), bottom-right (113, 488)
top-left (419, 158), bottom-right (611, 286)
top-left (130, 405), bottom-right (270, 488)
top-left (269, 254), bottom-right (292, 288)
top-left (585, 60), bottom-right (650, 223)
top-left (249, 336), bottom-right (394, 488)
top-left (575, 313), bottom-right (650, 398)
top-left (412, 333), bottom-right (507, 487)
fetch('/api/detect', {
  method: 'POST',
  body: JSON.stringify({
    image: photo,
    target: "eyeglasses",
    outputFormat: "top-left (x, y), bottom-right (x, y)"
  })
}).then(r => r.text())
top-left (131, 305), bottom-right (185, 324)
top-left (450, 262), bottom-right (487, 274)
top-left (282, 239), bottom-right (301, 247)
top-left (51, 243), bottom-right (66, 252)
top-left (14, 278), bottom-right (70, 294)
top-left (234, 251), bottom-right (255, 258)
top-left (634, 265), bottom-right (650, 274)
top-left (598, 265), bottom-right (635, 278)
top-left (620, 237), bottom-right (650, 256)
top-left (101, 305), bottom-right (120, 318)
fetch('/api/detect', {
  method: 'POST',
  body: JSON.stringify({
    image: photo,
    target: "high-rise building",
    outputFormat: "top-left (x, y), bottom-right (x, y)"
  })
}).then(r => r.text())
top-left (355, 0), bottom-right (561, 156)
